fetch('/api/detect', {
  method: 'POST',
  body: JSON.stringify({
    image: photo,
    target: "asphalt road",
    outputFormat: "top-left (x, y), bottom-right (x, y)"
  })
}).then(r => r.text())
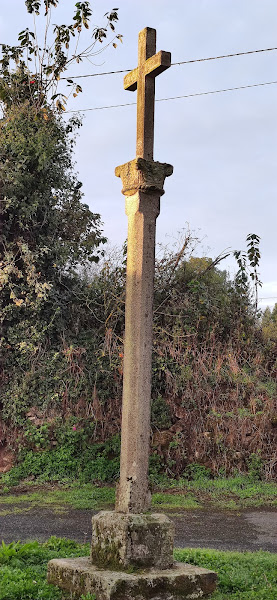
top-left (1, 506), bottom-right (277, 552)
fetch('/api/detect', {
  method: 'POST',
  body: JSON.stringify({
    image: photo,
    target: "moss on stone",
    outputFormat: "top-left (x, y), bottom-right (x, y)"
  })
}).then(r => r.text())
top-left (90, 538), bottom-right (123, 571)
top-left (90, 511), bottom-right (174, 570)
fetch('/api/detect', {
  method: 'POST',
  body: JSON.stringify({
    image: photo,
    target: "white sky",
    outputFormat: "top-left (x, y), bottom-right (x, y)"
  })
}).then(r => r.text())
top-left (1, 1), bottom-right (277, 308)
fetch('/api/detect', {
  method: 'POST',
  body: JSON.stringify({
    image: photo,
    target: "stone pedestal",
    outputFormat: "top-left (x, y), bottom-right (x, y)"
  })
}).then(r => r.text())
top-left (48, 558), bottom-right (217, 600)
top-left (47, 511), bottom-right (217, 599)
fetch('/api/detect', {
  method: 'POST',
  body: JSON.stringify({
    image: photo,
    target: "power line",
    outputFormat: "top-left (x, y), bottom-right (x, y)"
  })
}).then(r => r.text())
top-left (61, 46), bottom-right (277, 80)
top-left (62, 68), bottom-right (129, 79)
top-left (173, 46), bottom-right (277, 65)
top-left (65, 80), bottom-right (277, 113)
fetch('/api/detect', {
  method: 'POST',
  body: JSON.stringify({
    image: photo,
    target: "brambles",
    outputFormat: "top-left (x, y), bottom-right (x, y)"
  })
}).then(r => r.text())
top-left (1, 234), bottom-right (276, 484)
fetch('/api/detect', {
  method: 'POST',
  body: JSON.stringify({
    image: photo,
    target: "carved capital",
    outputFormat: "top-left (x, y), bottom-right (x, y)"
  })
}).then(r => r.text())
top-left (115, 158), bottom-right (173, 197)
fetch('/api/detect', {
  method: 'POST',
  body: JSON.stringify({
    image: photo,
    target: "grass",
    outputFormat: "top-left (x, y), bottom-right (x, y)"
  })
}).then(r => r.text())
top-left (174, 547), bottom-right (277, 599)
top-left (0, 538), bottom-right (276, 600)
top-left (165, 475), bottom-right (277, 509)
top-left (152, 491), bottom-right (199, 509)
top-left (0, 484), bottom-right (115, 513)
top-left (0, 476), bottom-right (276, 514)
top-left (0, 537), bottom-right (93, 600)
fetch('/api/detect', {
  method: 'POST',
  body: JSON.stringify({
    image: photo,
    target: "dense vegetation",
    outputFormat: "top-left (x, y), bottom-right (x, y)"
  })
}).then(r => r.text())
top-left (1, 231), bottom-right (277, 484)
top-left (0, 538), bottom-right (276, 600)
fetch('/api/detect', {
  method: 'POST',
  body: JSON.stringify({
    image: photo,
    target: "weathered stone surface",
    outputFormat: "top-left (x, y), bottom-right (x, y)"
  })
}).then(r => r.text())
top-left (48, 557), bottom-right (217, 600)
top-left (123, 27), bottom-right (171, 161)
top-left (113, 28), bottom-right (173, 516)
top-left (115, 157), bottom-right (173, 197)
top-left (90, 511), bottom-right (174, 570)
top-left (115, 189), bottom-right (159, 514)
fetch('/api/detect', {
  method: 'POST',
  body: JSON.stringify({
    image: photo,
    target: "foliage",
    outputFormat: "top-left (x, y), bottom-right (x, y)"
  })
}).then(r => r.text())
top-left (247, 452), bottom-right (264, 481)
top-left (184, 463), bottom-right (212, 481)
top-left (0, 104), bottom-right (107, 428)
top-left (0, 3), bottom-right (120, 443)
top-left (1, 233), bottom-right (276, 482)
top-left (0, 425), bottom-right (120, 487)
top-left (262, 304), bottom-right (277, 344)
top-left (234, 233), bottom-right (262, 309)
top-left (151, 395), bottom-right (172, 429)
top-left (0, 1), bottom-right (121, 111)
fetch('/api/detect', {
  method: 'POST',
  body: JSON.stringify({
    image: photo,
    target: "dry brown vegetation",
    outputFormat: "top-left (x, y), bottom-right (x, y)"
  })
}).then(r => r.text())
top-left (1, 237), bottom-right (276, 481)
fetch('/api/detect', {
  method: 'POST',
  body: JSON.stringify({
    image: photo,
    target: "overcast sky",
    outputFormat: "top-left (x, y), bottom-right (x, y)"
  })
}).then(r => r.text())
top-left (1, 1), bottom-right (277, 308)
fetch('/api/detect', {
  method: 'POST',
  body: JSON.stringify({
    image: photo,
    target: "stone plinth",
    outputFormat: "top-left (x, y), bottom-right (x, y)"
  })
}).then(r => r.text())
top-left (48, 510), bottom-right (217, 598)
top-left (47, 557), bottom-right (217, 600)
top-left (90, 511), bottom-right (174, 570)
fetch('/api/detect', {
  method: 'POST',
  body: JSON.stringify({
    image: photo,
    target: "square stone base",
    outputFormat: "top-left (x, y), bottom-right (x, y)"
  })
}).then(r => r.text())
top-left (47, 557), bottom-right (217, 600)
top-left (91, 511), bottom-right (174, 569)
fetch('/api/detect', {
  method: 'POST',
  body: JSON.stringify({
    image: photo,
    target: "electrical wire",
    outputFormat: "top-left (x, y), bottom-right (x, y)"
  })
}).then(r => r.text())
top-left (60, 46), bottom-right (277, 80)
top-left (65, 80), bottom-right (277, 113)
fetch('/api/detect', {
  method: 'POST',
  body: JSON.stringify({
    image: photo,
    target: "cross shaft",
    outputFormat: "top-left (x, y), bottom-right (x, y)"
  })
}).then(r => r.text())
top-left (124, 27), bottom-right (171, 160)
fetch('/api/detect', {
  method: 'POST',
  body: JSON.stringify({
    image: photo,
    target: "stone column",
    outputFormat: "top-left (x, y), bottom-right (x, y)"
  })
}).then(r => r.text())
top-left (115, 157), bottom-right (173, 514)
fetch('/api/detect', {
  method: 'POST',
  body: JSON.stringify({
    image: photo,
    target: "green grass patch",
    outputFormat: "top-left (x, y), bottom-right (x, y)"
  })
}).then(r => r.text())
top-left (0, 484), bottom-right (115, 515)
top-left (0, 538), bottom-right (93, 600)
top-left (152, 492), bottom-right (199, 509)
top-left (187, 476), bottom-right (277, 509)
top-left (0, 476), bottom-right (276, 514)
top-left (175, 547), bottom-right (277, 599)
top-left (157, 475), bottom-right (277, 510)
top-left (0, 538), bottom-right (276, 600)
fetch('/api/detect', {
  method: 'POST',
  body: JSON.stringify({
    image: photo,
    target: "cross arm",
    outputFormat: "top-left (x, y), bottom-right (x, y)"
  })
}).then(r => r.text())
top-left (124, 68), bottom-right (138, 92)
top-left (145, 50), bottom-right (171, 78)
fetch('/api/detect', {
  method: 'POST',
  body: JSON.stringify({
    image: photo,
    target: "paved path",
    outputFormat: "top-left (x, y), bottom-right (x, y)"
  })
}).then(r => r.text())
top-left (173, 509), bottom-right (277, 552)
top-left (1, 506), bottom-right (277, 552)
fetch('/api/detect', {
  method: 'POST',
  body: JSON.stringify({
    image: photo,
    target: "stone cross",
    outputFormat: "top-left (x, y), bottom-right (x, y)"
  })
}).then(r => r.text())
top-left (115, 27), bottom-right (173, 514)
top-left (48, 28), bottom-right (217, 598)
top-left (124, 27), bottom-right (171, 160)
